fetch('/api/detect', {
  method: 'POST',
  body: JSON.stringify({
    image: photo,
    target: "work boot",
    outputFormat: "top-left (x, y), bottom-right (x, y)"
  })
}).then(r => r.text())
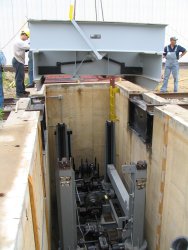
top-left (24, 90), bottom-right (30, 95)
top-left (16, 92), bottom-right (30, 98)
top-left (27, 84), bottom-right (35, 88)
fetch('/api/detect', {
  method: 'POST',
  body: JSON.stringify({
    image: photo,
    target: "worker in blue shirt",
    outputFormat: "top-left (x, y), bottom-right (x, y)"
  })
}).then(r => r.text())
top-left (160, 37), bottom-right (187, 92)
top-left (0, 50), bottom-right (6, 108)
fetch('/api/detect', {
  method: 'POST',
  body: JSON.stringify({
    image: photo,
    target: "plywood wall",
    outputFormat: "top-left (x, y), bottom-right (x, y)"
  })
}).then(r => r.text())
top-left (151, 105), bottom-right (188, 250)
top-left (45, 81), bottom-right (188, 249)
top-left (115, 83), bottom-right (188, 250)
top-left (45, 82), bottom-right (110, 217)
top-left (114, 81), bottom-right (148, 172)
top-left (45, 83), bottom-right (110, 173)
top-left (0, 101), bottom-right (50, 250)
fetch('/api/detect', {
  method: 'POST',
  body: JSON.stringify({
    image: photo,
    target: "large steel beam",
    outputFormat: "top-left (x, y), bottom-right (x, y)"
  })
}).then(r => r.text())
top-left (29, 20), bottom-right (166, 89)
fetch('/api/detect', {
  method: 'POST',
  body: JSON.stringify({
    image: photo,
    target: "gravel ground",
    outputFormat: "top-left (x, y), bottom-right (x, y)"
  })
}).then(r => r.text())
top-left (2, 67), bottom-right (188, 98)
top-left (3, 71), bottom-right (29, 98)
top-left (156, 66), bottom-right (188, 92)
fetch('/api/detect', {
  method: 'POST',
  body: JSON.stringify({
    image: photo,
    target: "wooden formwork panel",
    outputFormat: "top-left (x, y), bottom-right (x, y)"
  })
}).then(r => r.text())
top-left (28, 127), bottom-right (49, 250)
top-left (45, 80), bottom-right (188, 250)
top-left (153, 105), bottom-right (188, 250)
top-left (45, 83), bottom-right (110, 173)
top-left (114, 81), bottom-right (163, 250)
top-left (0, 103), bottom-right (50, 250)
top-left (115, 82), bottom-right (188, 250)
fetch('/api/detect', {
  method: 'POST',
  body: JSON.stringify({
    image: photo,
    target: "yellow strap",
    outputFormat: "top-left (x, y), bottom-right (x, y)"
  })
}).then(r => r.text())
top-left (69, 4), bottom-right (74, 20)
top-left (109, 86), bottom-right (119, 121)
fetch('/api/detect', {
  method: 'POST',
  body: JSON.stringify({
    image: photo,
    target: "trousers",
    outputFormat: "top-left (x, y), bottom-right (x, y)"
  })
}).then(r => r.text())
top-left (161, 63), bottom-right (179, 92)
top-left (0, 70), bottom-right (4, 108)
top-left (28, 51), bottom-right (33, 85)
top-left (12, 57), bottom-right (25, 94)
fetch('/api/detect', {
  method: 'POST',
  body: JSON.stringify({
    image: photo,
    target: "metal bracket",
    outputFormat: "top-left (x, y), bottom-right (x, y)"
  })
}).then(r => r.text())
top-left (136, 178), bottom-right (146, 190)
top-left (122, 161), bottom-right (147, 249)
top-left (71, 19), bottom-right (103, 60)
top-left (60, 176), bottom-right (71, 187)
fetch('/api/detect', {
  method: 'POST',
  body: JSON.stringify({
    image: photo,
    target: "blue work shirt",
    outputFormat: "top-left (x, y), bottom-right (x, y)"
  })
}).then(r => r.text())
top-left (0, 51), bottom-right (6, 65)
top-left (0, 51), bottom-right (6, 72)
top-left (163, 45), bottom-right (186, 59)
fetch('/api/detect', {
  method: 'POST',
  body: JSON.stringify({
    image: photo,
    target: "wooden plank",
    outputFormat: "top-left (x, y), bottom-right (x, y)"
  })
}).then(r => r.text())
top-left (38, 124), bottom-right (51, 249)
top-left (44, 136), bottom-right (51, 242)
top-left (17, 98), bottom-right (31, 110)
top-left (0, 111), bottom-right (40, 249)
top-left (30, 132), bottom-right (48, 249)
top-left (28, 175), bottom-right (40, 250)
top-left (6, 110), bottom-right (40, 126)
top-left (38, 124), bottom-right (46, 197)
top-left (18, 189), bottom-right (35, 250)
top-left (44, 198), bottom-right (50, 250)
top-left (155, 116), bottom-right (169, 250)
top-left (155, 105), bottom-right (188, 249)
top-left (0, 96), bottom-right (48, 250)
top-left (45, 83), bottom-right (109, 171)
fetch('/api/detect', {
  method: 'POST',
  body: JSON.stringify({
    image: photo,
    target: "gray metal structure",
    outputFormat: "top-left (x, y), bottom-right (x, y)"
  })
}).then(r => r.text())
top-left (29, 20), bottom-right (166, 89)
top-left (54, 121), bottom-right (147, 249)
top-left (55, 123), bottom-right (77, 250)
top-left (107, 164), bottom-right (129, 216)
top-left (105, 121), bottom-right (115, 181)
top-left (107, 162), bottom-right (147, 250)
top-left (57, 161), bottom-right (77, 250)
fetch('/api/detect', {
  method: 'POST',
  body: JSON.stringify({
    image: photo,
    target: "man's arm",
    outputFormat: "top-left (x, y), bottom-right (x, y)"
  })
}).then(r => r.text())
top-left (180, 50), bottom-right (187, 58)
top-left (17, 40), bottom-right (30, 51)
top-left (179, 45), bottom-right (187, 59)
top-left (163, 46), bottom-right (167, 58)
top-left (0, 51), bottom-right (6, 66)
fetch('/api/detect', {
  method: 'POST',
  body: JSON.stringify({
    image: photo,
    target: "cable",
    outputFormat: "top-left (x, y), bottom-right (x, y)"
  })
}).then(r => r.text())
top-left (83, 224), bottom-right (91, 237)
top-left (76, 184), bottom-right (81, 204)
top-left (77, 208), bottom-right (85, 239)
top-left (95, 0), bottom-right (98, 21)
top-left (74, 0), bottom-right (76, 20)
top-left (76, 207), bottom-right (87, 248)
top-left (25, 0), bottom-right (29, 20)
top-left (1, 20), bottom-right (28, 50)
top-left (100, 0), bottom-right (104, 21)
top-left (10, 0), bottom-right (15, 34)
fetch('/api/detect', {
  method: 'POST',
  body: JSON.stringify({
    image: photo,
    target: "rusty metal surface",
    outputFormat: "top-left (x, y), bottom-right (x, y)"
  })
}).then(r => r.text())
top-left (2, 98), bottom-right (17, 120)
top-left (44, 74), bottom-right (118, 84)
top-left (4, 98), bottom-right (17, 106)
top-left (178, 104), bottom-right (188, 109)
top-left (129, 95), bottom-right (160, 114)
top-left (155, 92), bottom-right (188, 99)
top-left (129, 92), bottom-right (188, 114)
top-left (30, 96), bottom-right (45, 105)
top-left (3, 111), bottom-right (11, 120)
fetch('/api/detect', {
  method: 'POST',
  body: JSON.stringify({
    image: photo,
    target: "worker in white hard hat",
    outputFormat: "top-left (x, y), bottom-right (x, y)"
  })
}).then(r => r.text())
top-left (12, 29), bottom-right (30, 98)
top-left (160, 36), bottom-right (187, 92)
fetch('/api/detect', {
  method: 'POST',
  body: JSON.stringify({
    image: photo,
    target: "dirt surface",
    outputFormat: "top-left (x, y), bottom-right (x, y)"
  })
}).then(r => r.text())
top-left (156, 66), bottom-right (188, 92)
top-left (3, 71), bottom-right (29, 98)
top-left (2, 67), bottom-right (188, 98)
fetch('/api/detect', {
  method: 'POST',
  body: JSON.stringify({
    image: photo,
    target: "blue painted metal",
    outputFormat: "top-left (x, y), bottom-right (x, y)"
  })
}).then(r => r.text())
top-left (29, 20), bottom-right (166, 89)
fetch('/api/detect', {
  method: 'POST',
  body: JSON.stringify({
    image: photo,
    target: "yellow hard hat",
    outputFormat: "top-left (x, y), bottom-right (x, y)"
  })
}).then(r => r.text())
top-left (21, 29), bottom-right (30, 38)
